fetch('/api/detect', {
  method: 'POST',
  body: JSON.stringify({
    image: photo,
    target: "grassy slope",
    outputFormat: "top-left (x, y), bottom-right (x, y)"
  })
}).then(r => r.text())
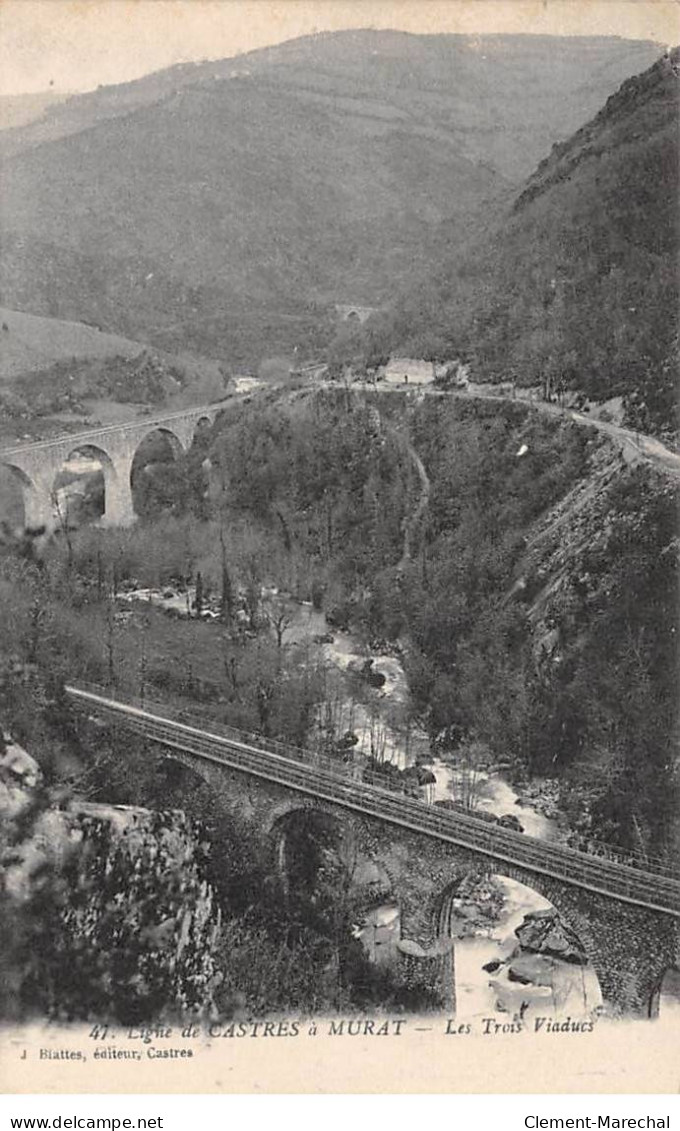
top-left (0, 306), bottom-right (147, 381)
top-left (0, 306), bottom-right (228, 455)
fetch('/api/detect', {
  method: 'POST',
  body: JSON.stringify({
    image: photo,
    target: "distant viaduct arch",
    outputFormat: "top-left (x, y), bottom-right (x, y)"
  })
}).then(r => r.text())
top-left (335, 304), bottom-right (378, 325)
top-left (0, 404), bottom-right (223, 530)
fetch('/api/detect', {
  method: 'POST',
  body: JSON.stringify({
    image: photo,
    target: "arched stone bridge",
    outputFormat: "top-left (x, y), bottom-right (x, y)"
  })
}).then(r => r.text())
top-left (0, 403), bottom-right (224, 529)
top-left (67, 684), bottom-right (680, 1018)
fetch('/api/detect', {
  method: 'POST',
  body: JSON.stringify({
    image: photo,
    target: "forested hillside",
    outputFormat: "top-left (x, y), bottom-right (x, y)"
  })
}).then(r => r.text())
top-left (3, 389), bottom-right (677, 863)
top-left (362, 49), bottom-right (679, 437)
top-left (2, 386), bottom-right (677, 1019)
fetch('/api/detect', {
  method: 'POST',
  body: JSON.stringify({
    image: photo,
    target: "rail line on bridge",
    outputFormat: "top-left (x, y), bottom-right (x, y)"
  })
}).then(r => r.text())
top-left (0, 400), bottom-right (230, 460)
top-left (66, 684), bottom-right (680, 918)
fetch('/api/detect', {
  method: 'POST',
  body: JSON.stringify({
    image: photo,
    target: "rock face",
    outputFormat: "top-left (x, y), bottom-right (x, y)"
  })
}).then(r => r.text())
top-left (480, 908), bottom-right (595, 1014)
top-left (514, 909), bottom-right (587, 965)
top-left (448, 874), bottom-right (506, 937)
top-left (0, 732), bottom-right (41, 818)
top-left (1, 736), bottom-right (221, 1022)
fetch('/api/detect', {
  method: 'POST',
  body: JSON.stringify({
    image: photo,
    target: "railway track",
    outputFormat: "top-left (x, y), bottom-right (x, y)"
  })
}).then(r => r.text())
top-left (66, 683), bottom-right (680, 918)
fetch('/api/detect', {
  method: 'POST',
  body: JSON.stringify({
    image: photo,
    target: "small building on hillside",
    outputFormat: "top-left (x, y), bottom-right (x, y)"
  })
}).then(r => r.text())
top-left (382, 357), bottom-right (435, 386)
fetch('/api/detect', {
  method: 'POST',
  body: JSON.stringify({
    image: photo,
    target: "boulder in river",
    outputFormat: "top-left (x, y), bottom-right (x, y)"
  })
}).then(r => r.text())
top-left (507, 965), bottom-right (533, 985)
top-left (498, 813), bottom-right (524, 833)
top-left (514, 909), bottom-right (587, 965)
top-left (361, 658), bottom-right (386, 689)
top-left (404, 764), bottom-right (436, 786)
top-left (507, 954), bottom-right (557, 987)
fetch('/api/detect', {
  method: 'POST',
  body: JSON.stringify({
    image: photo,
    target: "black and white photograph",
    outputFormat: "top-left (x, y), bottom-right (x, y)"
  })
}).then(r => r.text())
top-left (0, 0), bottom-right (678, 1096)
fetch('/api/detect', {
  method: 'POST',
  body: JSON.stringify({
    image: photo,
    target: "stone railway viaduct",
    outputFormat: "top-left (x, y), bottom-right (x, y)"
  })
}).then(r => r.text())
top-left (67, 685), bottom-right (680, 1020)
top-left (0, 403), bottom-right (224, 529)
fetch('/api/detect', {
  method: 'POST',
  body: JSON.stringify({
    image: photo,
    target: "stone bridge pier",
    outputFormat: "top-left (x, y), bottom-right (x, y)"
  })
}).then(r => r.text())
top-left (164, 750), bottom-right (680, 1019)
top-left (0, 405), bottom-right (221, 531)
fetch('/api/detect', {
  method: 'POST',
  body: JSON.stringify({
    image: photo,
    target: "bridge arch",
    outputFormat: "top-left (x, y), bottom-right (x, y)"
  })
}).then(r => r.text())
top-left (66, 442), bottom-right (116, 471)
top-left (433, 870), bottom-right (603, 1019)
top-left (52, 443), bottom-right (117, 527)
top-left (649, 966), bottom-right (680, 1021)
top-left (130, 427), bottom-right (185, 518)
top-left (145, 426), bottom-right (184, 460)
top-left (270, 805), bottom-right (344, 900)
top-left (0, 463), bottom-right (39, 530)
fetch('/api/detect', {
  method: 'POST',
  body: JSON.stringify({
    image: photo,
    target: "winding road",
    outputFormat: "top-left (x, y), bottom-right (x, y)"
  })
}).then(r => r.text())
top-left (362, 382), bottom-right (680, 482)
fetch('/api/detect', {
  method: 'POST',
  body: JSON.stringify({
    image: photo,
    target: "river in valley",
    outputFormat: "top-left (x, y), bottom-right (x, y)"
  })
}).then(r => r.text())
top-left (116, 583), bottom-right (603, 1020)
top-left (283, 600), bottom-right (603, 1021)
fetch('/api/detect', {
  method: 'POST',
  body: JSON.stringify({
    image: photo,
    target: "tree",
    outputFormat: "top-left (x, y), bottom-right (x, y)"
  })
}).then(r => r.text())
top-left (105, 602), bottom-right (117, 688)
top-left (268, 607), bottom-right (292, 650)
top-left (51, 488), bottom-right (73, 572)
top-left (218, 525), bottom-right (234, 624)
top-left (447, 738), bottom-right (488, 812)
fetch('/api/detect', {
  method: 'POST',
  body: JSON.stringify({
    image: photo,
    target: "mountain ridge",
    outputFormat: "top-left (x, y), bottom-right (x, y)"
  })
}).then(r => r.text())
top-left (0, 30), bottom-right (665, 366)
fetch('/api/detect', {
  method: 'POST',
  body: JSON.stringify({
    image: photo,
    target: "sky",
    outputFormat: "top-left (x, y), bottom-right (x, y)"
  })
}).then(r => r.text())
top-left (0, 0), bottom-right (677, 97)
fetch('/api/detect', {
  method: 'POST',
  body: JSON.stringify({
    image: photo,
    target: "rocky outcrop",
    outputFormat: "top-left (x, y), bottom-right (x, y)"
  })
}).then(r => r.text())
top-left (514, 909), bottom-right (587, 965)
top-left (447, 873), bottom-right (506, 937)
top-left (0, 732), bottom-right (41, 819)
top-left (481, 909), bottom-right (589, 1012)
top-left (1, 736), bottom-right (221, 1022)
top-left (507, 953), bottom-right (558, 987)
top-left (514, 778), bottom-right (562, 824)
top-left (521, 443), bottom-right (626, 629)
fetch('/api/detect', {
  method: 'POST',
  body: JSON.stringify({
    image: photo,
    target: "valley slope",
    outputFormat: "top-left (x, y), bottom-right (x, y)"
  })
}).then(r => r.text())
top-left (366, 48), bottom-right (679, 436)
top-left (0, 31), bottom-right (662, 366)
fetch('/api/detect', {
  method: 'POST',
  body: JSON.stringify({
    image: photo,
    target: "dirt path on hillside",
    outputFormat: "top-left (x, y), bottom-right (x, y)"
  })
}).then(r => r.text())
top-left (365, 400), bottom-right (431, 571)
top-left (566, 410), bottom-right (680, 479)
top-left (397, 435), bottom-right (430, 570)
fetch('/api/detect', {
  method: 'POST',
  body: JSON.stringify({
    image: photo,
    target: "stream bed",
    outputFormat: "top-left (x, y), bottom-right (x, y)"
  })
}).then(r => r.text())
top-left (290, 609), bottom-right (604, 1021)
top-left (115, 583), bottom-right (603, 1019)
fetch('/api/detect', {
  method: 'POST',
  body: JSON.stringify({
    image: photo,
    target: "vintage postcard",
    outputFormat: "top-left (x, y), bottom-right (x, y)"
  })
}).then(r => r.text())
top-left (0, 0), bottom-right (678, 1096)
